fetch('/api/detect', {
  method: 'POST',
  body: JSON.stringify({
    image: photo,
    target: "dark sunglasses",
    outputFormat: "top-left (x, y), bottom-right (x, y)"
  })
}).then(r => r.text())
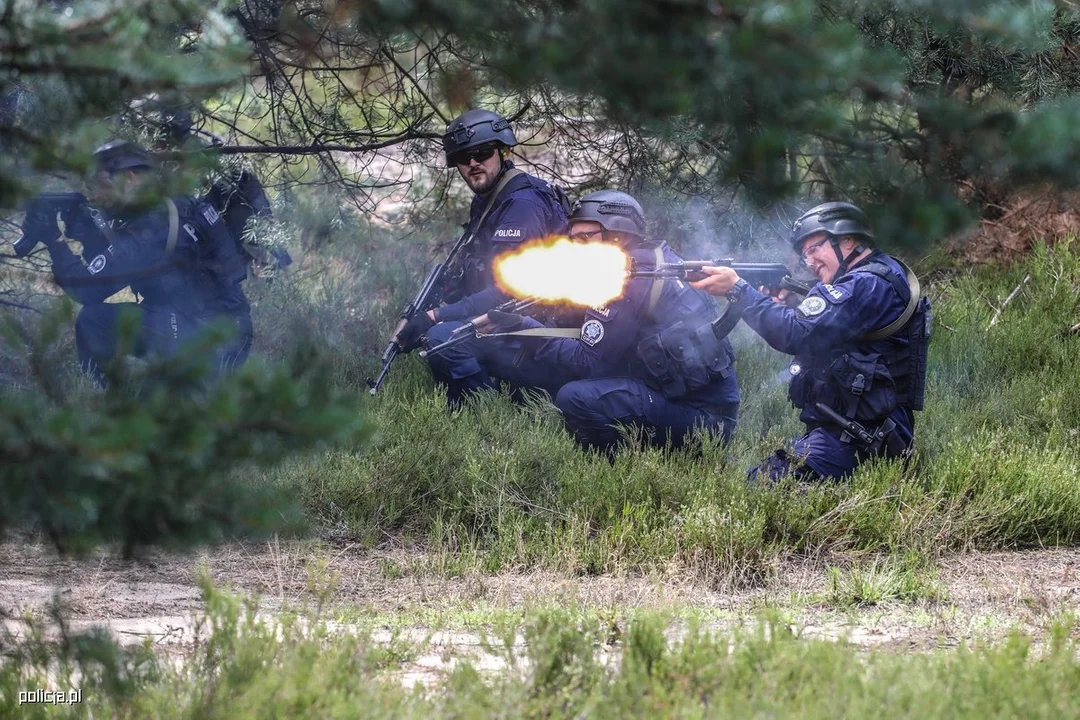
top-left (450, 144), bottom-right (499, 166)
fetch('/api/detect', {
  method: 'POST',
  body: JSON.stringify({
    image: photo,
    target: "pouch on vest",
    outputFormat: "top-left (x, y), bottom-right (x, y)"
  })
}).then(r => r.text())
top-left (636, 319), bottom-right (734, 400)
top-left (827, 350), bottom-right (899, 422)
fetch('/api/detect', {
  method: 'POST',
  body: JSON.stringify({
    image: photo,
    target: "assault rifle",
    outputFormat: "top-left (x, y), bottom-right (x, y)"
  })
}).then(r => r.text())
top-left (365, 232), bottom-right (473, 395)
top-left (418, 297), bottom-right (540, 359)
top-left (629, 259), bottom-right (812, 296)
top-left (14, 192), bottom-right (99, 257)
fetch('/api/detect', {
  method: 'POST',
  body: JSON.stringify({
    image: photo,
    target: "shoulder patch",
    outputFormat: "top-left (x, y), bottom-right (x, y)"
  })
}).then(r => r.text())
top-left (580, 318), bottom-right (606, 346)
top-left (492, 225), bottom-right (524, 240)
top-left (797, 295), bottom-right (828, 317)
top-left (820, 283), bottom-right (851, 303)
top-left (589, 304), bottom-right (614, 319)
top-left (86, 254), bottom-right (107, 275)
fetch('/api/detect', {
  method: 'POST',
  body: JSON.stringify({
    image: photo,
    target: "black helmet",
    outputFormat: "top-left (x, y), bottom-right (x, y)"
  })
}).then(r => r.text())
top-left (569, 190), bottom-right (646, 239)
top-left (442, 109), bottom-right (517, 167)
top-left (93, 139), bottom-right (153, 173)
top-left (789, 201), bottom-right (873, 252)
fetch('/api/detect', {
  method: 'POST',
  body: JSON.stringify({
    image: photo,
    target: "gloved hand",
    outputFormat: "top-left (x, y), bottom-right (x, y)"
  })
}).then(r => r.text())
top-left (395, 311), bottom-right (435, 352)
top-left (485, 309), bottom-right (524, 330)
top-left (15, 211), bottom-right (61, 256)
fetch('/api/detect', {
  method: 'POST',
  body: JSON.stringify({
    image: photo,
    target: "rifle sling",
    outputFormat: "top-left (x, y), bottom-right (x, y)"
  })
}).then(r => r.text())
top-left (95, 198), bottom-right (180, 257)
top-left (859, 258), bottom-right (921, 342)
top-left (477, 327), bottom-right (582, 340)
top-left (464, 167), bottom-right (524, 249)
top-left (646, 245), bottom-right (665, 319)
top-left (164, 198), bottom-right (179, 256)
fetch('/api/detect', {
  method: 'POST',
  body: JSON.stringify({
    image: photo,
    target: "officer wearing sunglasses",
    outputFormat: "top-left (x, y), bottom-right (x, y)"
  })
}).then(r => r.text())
top-left (394, 108), bottom-right (571, 405)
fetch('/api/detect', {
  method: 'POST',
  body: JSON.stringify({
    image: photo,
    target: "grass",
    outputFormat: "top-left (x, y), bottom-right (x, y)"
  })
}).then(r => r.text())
top-left (239, 239), bottom-right (1080, 587)
top-left (5, 583), bottom-right (1080, 719)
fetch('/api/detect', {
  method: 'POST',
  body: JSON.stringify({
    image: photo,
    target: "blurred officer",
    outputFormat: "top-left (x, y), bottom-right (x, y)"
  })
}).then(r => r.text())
top-left (21, 139), bottom-right (252, 384)
top-left (691, 201), bottom-right (932, 481)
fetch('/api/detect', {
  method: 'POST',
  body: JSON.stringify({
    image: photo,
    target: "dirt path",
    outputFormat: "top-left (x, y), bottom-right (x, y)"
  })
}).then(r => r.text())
top-left (2, 540), bottom-right (1078, 665)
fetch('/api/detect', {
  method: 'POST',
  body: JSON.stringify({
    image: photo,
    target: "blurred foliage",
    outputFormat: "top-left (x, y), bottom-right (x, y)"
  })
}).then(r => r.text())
top-left (10, 2), bottom-right (1080, 250)
top-left (0, 2), bottom-right (374, 558)
top-left (0, 300), bottom-right (372, 556)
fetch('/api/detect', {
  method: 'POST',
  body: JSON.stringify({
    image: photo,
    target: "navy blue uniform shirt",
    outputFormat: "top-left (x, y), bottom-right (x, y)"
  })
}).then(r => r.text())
top-left (734, 252), bottom-right (915, 431)
top-left (437, 164), bottom-right (568, 321)
top-left (47, 198), bottom-right (248, 318)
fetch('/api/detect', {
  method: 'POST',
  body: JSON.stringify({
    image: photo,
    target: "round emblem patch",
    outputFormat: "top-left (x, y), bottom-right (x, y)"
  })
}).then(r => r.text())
top-left (580, 319), bottom-right (605, 347)
top-left (797, 296), bottom-right (827, 317)
top-left (86, 254), bottom-right (107, 275)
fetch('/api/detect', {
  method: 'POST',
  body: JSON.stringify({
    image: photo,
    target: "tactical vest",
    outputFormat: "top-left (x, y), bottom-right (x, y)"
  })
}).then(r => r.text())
top-left (456, 168), bottom-right (569, 298)
top-left (789, 254), bottom-right (931, 423)
top-left (628, 243), bottom-right (736, 400)
top-left (132, 198), bottom-right (248, 315)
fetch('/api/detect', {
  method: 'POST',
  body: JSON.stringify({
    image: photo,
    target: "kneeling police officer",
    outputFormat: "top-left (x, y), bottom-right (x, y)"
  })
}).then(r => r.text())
top-left (398, 108), bottom-right (571, 403)
top-left (19, 140), bottom-right (253, 384)
top-left (691, 201), bottom-right (932, 481)
top-left (504, 190), bottom-right (741, 454)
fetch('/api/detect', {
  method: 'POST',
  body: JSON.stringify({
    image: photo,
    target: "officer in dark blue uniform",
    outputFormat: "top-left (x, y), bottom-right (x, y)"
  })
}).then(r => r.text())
top-left (429, 108), bottom-right (569, 320)
top-left (23, 140), bottom-right (252, 384)
top-left (691, 201), bottom-right (932, 481)
top-left (394, 108), bottom-right (570, 401)
top-left (499, 190), bottom-right (741, 454)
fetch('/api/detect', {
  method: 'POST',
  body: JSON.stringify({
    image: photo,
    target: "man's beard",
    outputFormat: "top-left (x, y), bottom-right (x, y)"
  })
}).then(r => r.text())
top-left (466, 166), bottom-right (501, 194)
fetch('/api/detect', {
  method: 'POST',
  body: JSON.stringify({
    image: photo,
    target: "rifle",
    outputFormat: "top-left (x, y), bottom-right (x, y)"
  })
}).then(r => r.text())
top-left (364, 231), bottom-right (473, 395)
top-left (628, 259), bottom-right (811, 296)
top-left (418, 297), bottom-right (540, 359)
top-left (14, 192), bottom-right (102, 257)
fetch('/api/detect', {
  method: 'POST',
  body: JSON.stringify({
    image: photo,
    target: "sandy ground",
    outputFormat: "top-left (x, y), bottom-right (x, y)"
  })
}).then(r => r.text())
top-left (2, 540), bottom-right (1079, 685)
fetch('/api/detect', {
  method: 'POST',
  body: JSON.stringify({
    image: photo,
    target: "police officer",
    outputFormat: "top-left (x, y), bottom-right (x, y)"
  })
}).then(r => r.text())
top-left (492, 190), bottom-right (741, 454)
top-left (393, 109), bottom-right (570, 377)
top-left (690, 201), bottom-right (932, 481)
top-left (21, 140), bottom-right (253, 384)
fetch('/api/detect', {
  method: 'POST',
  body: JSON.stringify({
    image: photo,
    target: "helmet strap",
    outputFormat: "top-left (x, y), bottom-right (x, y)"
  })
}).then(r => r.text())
top-left (477, 156), bottom-right (513, 197)
top-left (830, 236), bottom-right (867, 277)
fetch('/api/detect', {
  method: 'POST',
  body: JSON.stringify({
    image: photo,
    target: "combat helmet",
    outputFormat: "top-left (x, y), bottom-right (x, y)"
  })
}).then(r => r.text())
top-left (442, 109), bottom-right (518, 167)
top-left (569, 190), bottom-right (646, 240)
top-left (789, 201), bottom-right (875, 275)
top-left (788, 201), bottom-right (873, 253)
top-left (92, 139), bottom-right (154, 174)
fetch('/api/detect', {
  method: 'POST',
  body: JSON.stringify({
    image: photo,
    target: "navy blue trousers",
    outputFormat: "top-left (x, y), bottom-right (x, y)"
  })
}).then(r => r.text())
top-left (748, 419), bottom-right (914, 483)
top-left (424, 323), bottom-right (738, 453)
top-left (75, 302), bottom-right (252, 385)
top-left (555, 377), bottom-right (738, 454)
top-left (423, 320), bottom-right (576, 405)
